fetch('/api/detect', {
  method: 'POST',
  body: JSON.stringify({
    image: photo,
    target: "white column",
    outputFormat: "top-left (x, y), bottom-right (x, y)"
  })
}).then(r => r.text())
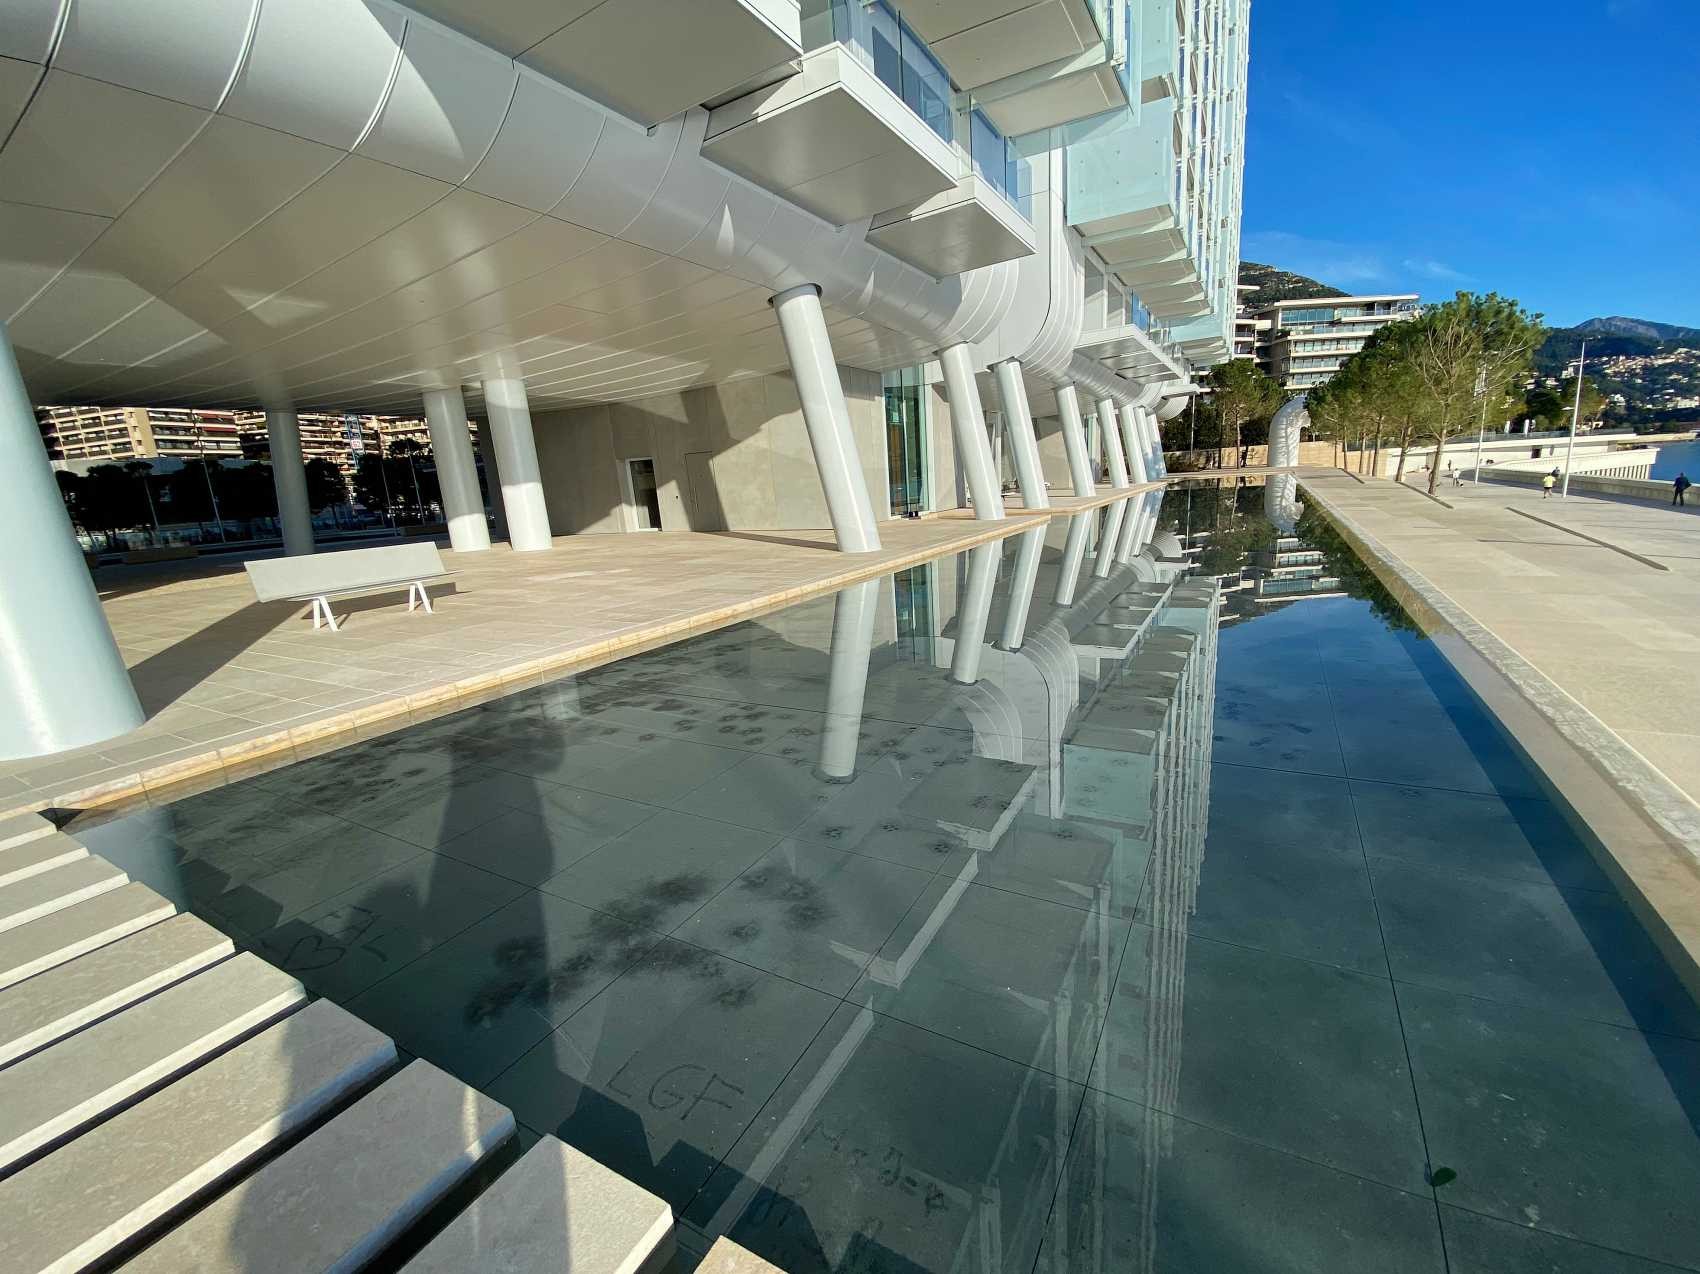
top-left (949, 542), bottom-right (998, 685)
top-left (1097, 397), bottom-right (1129, 487)
top-left (483, 376), bottom-right (554, 552)
top-left (1141, 404), bottom-right (1167, 476)
top-left (1119, 403), bottom-right (1150, 486)
top-left (818, 579), bottom-right (879, 781)
top-left (0, 322), bottom-right (143, 759)
top-left (1054, 384), bottom-right (1095, 497)
top-left (1053, 513), bottom-right (1091, 607)
top-left (1092, 500), bottom-right (1127, 578)
top-left (992, 360), bottom-right (1049, 510)
top-left (771, 285), bottom-right (881, 553)
top-left (999, 526), bottom-right (1045, 651)
top-left (265, 411), bottom-right (314, 556)
top-left (1115, 488), bottom-right (1143, 562)
top-left (1085, 414), bottom-right (1102, 481)
top-left (938, 343), bottom-right (1005, 520)
top-left (422, 387), bottom-right (490, 553)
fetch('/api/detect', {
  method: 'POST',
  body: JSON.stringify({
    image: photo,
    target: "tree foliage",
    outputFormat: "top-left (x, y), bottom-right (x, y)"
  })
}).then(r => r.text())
top-left (1202, 359), bottom-right (1283, 466)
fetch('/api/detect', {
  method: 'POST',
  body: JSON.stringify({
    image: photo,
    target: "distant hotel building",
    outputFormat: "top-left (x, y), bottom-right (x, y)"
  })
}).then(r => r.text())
top-left (1236, 294), bottom-right (1421, 390)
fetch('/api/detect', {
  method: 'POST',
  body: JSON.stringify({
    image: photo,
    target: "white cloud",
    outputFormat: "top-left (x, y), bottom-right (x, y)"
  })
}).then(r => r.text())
top-left (1402, 258), bottom-right (1471, 283)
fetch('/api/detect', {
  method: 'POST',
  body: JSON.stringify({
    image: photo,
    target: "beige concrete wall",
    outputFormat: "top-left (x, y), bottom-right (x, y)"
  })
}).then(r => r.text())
top-left (1034, 415), bottom-right (1073, 489)
top-left (531, 368), bottom-right (889, 535)
top-left (927, 383), bottom-right (963, 512)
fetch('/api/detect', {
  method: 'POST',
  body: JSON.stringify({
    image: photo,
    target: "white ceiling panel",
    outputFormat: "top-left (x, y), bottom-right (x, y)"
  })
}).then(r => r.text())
top-left (0, 0), bottom-right (62, 63)
top-left (401, 0), bottom-right (595, 57)
top-left (0, 54), bottom-right (40, 138)
top-left (560, 257), bottom-right (715, 313)
top-left (54, 0), bottom-right (258, 109)
top-left (357, 19), bottom-right (516, 183)
top-left (220, 0), bottom-right (403, 149)
top-left (6, 266), bottom-right (156, 358)
top-left (0, 70), bottom-right (205, 217)
top-left (464, 71), bottom-right (605, 214)
top-left (75, 116), bottom-right (343, 296)
top-left (0, 199), bottom-right (109, 322)
top-left (57, 297), bottom-right (211, 370)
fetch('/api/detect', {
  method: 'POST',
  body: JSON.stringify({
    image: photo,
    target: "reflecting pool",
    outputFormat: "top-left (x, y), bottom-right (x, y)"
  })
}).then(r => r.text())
top-left (77, 480), bottom-right (1700, 1272)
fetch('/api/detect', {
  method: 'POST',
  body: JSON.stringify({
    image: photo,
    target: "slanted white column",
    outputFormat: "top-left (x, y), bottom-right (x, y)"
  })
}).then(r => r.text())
top-left (771, 284), bottom-right (881, 553)
top-left (0, 322), bottom-right (143, 759)
top-left (1092, 499), bottom-right (1127, 578)
top-left (817, 579), bottom-right (879, 781)
top-left (1097, 397), bottom-right (1129, 487)
top-left (1119, 403), bottom-right (1150, 486)
top-left (949, 542), bottom-right (998, 684)
top-left (483, 377), bottom-right (554, 552)
top-left (937, 343), bottom-right (1005, 520)
top-left (265, 411), bottom-right (314, 556)
top-left (1085, 414), bottom-right (1102, 482)
top-left (1054, 384), bottom-right (1095, 497)
top-left (1115, 488), bottom-right (1143, 562)
top-left (1141, 404), bottom-right (1167, 476)
top-left (999, 526), bottom-right (1045, 651)
top-left (422, 387), bottom-right (490, 554)
top-left (992, 360), bottom-right (1049, 511)
top-left (1053, 513), bottom-right (1091, 607)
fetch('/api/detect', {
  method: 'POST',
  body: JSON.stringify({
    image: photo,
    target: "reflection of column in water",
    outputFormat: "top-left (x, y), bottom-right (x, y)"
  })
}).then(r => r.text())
top-left (949, 542), bottom-right (999, 685)
top-left (817, 579), bottom-right (879, 781)
top-left (1264, 473), bottom-right (1303, 533)
top-left (1114, 493), bottom-right (1143, 564)
top-left (999, 527), bottom-right (1045, 652)
top-left (1092, 500), bottom-right (1129, 579)
top-left (1054, 515), bottom-right (1092, 607)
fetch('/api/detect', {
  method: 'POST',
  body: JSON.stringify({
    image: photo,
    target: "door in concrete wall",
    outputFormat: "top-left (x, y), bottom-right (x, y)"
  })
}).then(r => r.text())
top-left (684, 451), bottom-right (727, 531)
top-left (622, 457), bottom-right (662, 530)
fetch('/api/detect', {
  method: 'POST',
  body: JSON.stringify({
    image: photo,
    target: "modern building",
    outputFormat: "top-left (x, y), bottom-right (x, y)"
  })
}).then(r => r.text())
top-left (1240, 294), bottom-right (1421, 390)
top-left (1, 0), bottom-right (1251, 760)
top-left (36, 406), bottom-right (244, 467)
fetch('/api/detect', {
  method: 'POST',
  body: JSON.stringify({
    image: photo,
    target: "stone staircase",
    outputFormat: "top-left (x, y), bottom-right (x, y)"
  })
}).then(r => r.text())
top-left (0, 811), bottom-right (780, 1273)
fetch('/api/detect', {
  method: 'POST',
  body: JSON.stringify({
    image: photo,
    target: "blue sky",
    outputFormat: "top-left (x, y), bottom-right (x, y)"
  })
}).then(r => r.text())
top-left (1241, 0), bottom-right (1700, 328)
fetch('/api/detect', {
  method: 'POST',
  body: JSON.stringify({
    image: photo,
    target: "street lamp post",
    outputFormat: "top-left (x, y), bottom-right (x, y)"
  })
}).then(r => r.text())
top-left (1561, 338), bottom-right (1588, 499)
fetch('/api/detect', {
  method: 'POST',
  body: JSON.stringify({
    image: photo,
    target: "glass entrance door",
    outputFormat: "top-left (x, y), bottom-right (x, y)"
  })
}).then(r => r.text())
top-left (883, 366), bottom-right (927, 515)
top-left (626, 457), bottom-right (661, 530)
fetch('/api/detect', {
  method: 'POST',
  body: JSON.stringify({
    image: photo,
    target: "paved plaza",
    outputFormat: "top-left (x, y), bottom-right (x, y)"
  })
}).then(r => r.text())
top-left (0, 492), bottom-right (1149, 820)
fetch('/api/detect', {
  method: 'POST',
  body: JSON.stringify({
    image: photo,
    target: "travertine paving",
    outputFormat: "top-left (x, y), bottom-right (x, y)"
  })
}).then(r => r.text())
top-left (0, 490), bottom-right (1151, 820)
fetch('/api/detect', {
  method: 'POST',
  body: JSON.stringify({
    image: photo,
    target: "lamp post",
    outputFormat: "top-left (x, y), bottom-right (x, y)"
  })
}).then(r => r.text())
top-left (1561, 339), bottom-right (1587, 499)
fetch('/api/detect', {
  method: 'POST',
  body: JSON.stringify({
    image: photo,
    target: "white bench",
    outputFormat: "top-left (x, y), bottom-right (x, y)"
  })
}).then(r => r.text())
top-left (244, 543), bottom-right (451, 631)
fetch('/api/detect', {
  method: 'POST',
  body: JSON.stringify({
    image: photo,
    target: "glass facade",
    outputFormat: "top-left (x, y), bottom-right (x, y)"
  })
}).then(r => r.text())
top-left (883, 366), bottom-right (928, 515)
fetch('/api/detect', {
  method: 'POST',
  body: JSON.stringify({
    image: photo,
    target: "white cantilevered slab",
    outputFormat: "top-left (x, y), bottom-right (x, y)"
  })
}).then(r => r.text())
top-left (0, 831), bottom-right (88, 888)
top-left (404, 1135), bottom-right (674, 1274)
top-left (0, 882), bottom-right (175, 991)
top-left (0, 999), bottom-right (394, 1274)
top-left (0, 856), bottom-right (127, 934)
top-left (0, 812), bottom-right (57, 852)
top-left (0, 912), bottom-right (232, 1066)
top-left (128, 1060), bottom-right (514, 1274)
top-left (0, 953), bottom-right (304, 1172)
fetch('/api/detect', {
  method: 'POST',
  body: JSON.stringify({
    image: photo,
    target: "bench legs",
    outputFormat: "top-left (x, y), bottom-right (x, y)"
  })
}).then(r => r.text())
top-left (309, 596), bottom-right (340, 631)
top-left (407, 581), bottom-right (434, 614)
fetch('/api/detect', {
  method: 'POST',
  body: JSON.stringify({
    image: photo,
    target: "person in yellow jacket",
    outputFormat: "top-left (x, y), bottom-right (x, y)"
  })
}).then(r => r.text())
top-left (1541, 473), bottom-right (1557, 498)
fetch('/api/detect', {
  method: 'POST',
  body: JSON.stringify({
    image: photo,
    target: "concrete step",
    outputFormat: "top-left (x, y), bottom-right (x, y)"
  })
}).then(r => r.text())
top-left (403, 1136), bottom-right (673, 1274)
top-left (0, 812), bottom-right (56, 852)
top-left (0, 832), bottom-right (88, 889)
top-left (128, 1059), bottom-right (513, 1274)
top-left (697, 1237), bottom-right (786, 1272)
top-left (0, 882), bottom-right (175, 992)
top-left (0, 953), bottom-right (304, 1172)
top-left (0, 999), bottom-right (394, 1274)
top-left (0, 857), bottom-right (127, 934)
top-left (0, 913), bottom-right (233, 1066)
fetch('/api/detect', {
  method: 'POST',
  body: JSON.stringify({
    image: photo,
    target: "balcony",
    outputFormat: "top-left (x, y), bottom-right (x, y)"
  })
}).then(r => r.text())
top-left (898, 0), bottom-right (1108, 90)
top-left (962, 0), bottom-right (1132, 137)
top-left (1075, 318), bottom-right (1183, 382)
top-left (411, 0), bottom-right (803, 128)
top-left (866, 104), bottom-right (1036, 275)
top-left (702, 36), bottom-right (958, 225)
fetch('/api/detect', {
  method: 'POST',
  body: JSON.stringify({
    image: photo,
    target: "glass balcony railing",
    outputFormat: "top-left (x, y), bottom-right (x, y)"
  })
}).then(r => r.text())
top-left (966, 105), bottom-right (1033, 221)
top-left (805, 0), bottom-right (954, 144)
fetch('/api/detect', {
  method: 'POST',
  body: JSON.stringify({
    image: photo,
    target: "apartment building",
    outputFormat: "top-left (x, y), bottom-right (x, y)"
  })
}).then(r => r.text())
top-left (4, 0), bottom-right (1251, 756)
top-left (1241, 294), bottom-right (1421, 390)
top-left (36, 406), bottom-right (243, 467)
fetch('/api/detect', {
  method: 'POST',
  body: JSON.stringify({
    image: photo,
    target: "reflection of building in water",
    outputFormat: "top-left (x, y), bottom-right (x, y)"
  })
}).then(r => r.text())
top-left (701, 517), bottom-right (1220, 1271)
top-left (1061, 577), bottom-right (1219, 1274)
top-left (1246, 535), bottom-right (1343, 603)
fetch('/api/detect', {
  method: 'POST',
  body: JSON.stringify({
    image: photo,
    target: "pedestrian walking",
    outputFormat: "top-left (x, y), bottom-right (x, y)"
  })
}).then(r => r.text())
top-left (1676, 472), bottom-right (1692, 507)
top-left (1541, 472), bottom-right (1556, 499)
